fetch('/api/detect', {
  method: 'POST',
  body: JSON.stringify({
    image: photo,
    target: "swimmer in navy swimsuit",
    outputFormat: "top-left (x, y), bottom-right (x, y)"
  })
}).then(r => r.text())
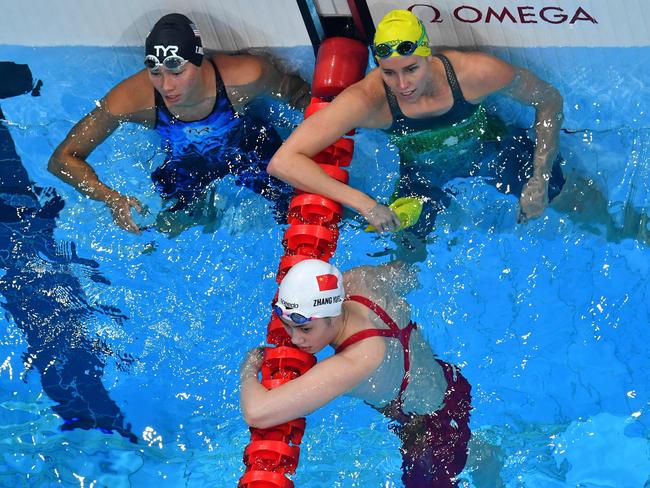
top-left (49, 13), bottom-right (309, 234)
top-left (268, 9), bottom-right (565, 240)
top-left (150, 58), bottom-right (292, 218)
top-left (241, 259), bottom-right (474, 486)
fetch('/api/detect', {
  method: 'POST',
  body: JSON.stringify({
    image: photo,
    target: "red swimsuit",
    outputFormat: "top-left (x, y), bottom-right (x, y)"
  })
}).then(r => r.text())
top-left (336, 295), bottom-right (417, 402)
top-left (337, 295), bottom-right (472, 488)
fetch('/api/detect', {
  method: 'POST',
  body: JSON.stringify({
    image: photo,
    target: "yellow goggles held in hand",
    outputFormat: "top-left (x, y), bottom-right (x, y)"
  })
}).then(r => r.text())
top-left (365, 196), bottom-right (423, 232)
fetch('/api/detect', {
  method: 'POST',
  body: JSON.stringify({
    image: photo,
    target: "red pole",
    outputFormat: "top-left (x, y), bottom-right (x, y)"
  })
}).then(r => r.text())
top-left (239, 37), bottom-right (368, 488)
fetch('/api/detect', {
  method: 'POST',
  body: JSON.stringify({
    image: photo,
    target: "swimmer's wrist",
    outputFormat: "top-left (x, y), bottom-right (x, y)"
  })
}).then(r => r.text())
top-left (531, 171), bottom-right (551, 183)
top-left (358, 196), bottom-right (379, 216)
top-left (76, 179), bottom-right (112, 203)
top-left (532, 151), bottom-right (555, 179)
top-left (103, 190), bottom-right (125, 207)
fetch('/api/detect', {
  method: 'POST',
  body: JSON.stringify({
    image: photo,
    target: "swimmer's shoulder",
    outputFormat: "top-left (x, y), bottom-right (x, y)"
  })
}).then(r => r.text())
top-left (342, 266), bottom-right (409, 336)
top-left (342, 263), bottom-right (396, 302)
top-left (439, 49), bottom-right (516, 101)
top-left (209, 51), bottom-right (266, 87)
top-left (344, 262), bottom-right (418, 306)
top-left (103, 70), bottom-right (155, 125)
top-left (359, 69), bottom-right (390, 105)
top-left (330, 69), bottom-right (391, 129)
top-left (209, 51), bottom-right (287, 109)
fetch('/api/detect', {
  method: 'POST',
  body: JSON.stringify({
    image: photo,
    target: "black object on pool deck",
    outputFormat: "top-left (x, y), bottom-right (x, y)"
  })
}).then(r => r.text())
top-left (296, 0), bottom-right (326, 54)
top-left (0, 61), bottom-right (137, 443)
top-left (295, 0), bottom-right (374, 55)
top-left (0, 61), bottom-right (42, 101)
top-left (347, 0), bottom-right (375, 43)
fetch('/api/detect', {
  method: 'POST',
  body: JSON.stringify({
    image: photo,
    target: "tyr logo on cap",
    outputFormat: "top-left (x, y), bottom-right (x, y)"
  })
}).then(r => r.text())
top-left (154, 45), bottom-right (179, 58)
top-left (316, 274), bottom-right (338, 291)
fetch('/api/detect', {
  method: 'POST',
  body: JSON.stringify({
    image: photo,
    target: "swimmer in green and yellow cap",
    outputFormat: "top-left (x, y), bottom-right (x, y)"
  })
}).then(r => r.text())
top-left (372, 9), bottom-right (432, 60)
top-left (268, 8), bottom-right (565, 260)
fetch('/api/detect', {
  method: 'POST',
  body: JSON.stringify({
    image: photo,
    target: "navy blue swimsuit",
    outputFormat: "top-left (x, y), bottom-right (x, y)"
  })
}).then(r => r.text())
top-left (151, 59), bottom-right (290, 212)
top-left (383, 53), bottom-right (480, 136)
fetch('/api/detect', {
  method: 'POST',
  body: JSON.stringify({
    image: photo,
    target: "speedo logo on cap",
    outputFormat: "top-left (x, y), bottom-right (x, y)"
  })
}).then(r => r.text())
top-left (280, 298), bottom-right (298, 310)
top-left (316, 274), bottom-right (338, 291)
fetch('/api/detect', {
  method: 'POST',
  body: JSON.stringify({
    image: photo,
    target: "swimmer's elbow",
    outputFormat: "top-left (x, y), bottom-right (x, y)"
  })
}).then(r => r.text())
top-left (244, 416), bottom-right (273, 429)
top-left (241, 409), bottom-right (257, 427)
top-left (47, 151), bottom-right (66, 177)
top-left (267, 152), bottom-right (289, 180)
top-left (551, 88), bottom-right (564, 114)
top-left (47, 157), bottom-right (58, 175)
top-left (266, 155), bottom-right (280, 178)
top-left (543, 86), bottom-right (564, 115)
top-left (536, 88), bottom-right (563, 125)
top-left (242, 405), bottom-right (276, 429)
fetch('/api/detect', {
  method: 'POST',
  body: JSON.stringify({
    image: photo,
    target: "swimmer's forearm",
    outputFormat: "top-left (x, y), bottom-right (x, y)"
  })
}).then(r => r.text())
top-left (49, 105), bottom-right (124, 202)
top-left (505, 68), bottom-right (563, 177)
top-left (268, 154), bottom-right (376, 213)
top-left (48, 154), bottom-right (119, 203)
top-left (240, 377), bottom-right (287, 429)
top-left (239, 347), bottom-right (283, 428)
top-left (240, 377), bottom-right (263, 425)
top-left (532, 120), bottom-right (560, 178)
top-left (532, 91), bottom-right (563, 178)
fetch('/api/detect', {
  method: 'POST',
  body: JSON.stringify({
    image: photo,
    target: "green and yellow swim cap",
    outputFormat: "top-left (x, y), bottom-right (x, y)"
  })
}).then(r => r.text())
top-left (373, 10), bottom-right (431, 60)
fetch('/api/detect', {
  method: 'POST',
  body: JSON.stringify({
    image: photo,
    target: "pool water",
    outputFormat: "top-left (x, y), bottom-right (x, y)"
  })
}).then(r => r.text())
top-left (0, 45), bottom-right (649, 487)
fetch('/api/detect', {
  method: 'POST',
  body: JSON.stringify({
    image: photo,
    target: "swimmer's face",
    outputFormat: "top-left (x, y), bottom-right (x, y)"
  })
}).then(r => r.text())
top-left (147, 62), bottom-right (201, 106)
top-left (379, 55), bottom-right (430, 103)
top-left (279, 316), bottom-right (335, 354)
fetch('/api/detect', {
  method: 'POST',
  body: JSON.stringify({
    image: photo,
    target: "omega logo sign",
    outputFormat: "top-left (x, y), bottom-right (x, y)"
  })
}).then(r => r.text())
top-left (409, 4), bottom-right (598, 24)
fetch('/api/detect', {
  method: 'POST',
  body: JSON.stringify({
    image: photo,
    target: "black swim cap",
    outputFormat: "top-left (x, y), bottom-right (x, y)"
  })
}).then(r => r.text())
top-left (145, 13), bottom-right (204, 67)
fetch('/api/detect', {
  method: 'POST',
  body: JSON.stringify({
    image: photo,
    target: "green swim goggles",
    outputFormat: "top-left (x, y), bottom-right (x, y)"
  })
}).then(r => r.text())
top-left (373, 26), bottom-right (428, 59)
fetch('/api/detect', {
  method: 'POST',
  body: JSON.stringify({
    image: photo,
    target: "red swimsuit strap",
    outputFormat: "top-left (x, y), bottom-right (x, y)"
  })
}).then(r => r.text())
top-left (336, 295), bottom-right (417, 399)
top-left (346, 295), bottom-right (400, 329)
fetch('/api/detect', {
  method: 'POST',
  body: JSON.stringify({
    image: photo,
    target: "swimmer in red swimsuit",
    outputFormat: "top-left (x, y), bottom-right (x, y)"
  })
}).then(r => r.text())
top-left (240, 259), bottom-right (472, 487)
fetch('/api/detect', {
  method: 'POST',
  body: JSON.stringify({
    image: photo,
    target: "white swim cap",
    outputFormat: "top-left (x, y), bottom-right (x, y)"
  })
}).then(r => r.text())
top-left (277, 259), bottom-right (345, 320)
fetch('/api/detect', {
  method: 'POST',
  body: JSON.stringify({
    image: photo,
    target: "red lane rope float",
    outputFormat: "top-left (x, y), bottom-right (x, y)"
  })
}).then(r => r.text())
top-left (287, 194), bottom-right (342, 228)
top-left (239, 36), bottom-right (368, 488)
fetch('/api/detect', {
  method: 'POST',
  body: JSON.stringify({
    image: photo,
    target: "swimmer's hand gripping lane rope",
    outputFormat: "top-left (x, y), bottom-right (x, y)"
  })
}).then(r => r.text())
top-left (238, 37), bottom-right (368, 488)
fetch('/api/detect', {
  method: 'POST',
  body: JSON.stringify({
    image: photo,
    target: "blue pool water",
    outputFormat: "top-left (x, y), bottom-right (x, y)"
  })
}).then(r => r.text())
top-left (0, 45), bottom-right (649, 487)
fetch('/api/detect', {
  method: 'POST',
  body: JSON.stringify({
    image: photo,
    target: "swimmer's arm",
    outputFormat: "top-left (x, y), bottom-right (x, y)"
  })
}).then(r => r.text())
top-left (463, 53), bottom-right (563, 220)
top-left (48, 73), bottom-right (152, 232)
top-left (218, 54), bottom-right (311, 110)
top-left (257, 57), bottom-right (311, 109)
top-left (267, 85), bottom-right (400, 231)
top-left (49, 102), bottom-right (122, 203)
top-left (497, 64), bottom-right (563, 220)
top-left (499, 66), bottom-right (564, 180)
top-left (240, 342), bottom-right (383, 429)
